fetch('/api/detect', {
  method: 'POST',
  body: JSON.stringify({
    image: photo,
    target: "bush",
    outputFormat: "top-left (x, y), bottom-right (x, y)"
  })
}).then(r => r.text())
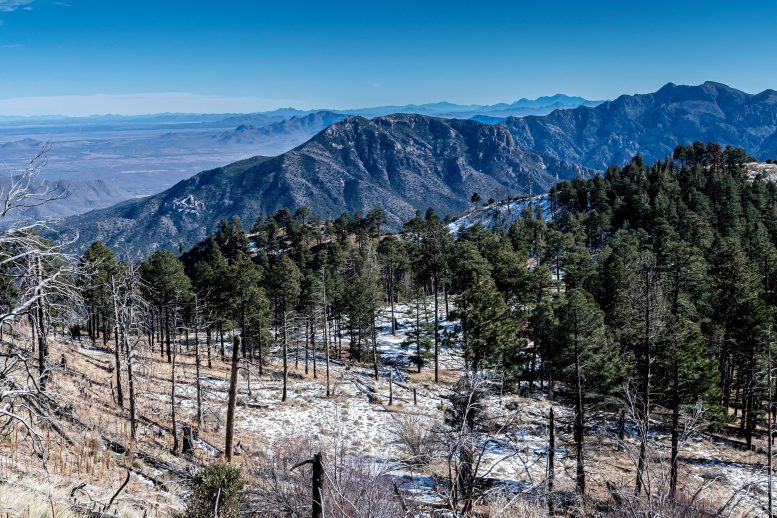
top-left (390, 413), bottom-right (437, 467)
top-left (177, 463), bottom-right (244, 518)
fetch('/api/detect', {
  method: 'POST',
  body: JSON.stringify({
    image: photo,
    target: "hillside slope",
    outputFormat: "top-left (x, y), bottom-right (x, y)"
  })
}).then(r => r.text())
top-left (58, 114), bottom-right (591, 254)
top-left (503, 81), bottom-right (777, 169)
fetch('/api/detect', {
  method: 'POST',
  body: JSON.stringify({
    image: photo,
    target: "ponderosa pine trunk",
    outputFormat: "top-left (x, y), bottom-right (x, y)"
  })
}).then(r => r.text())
top-left (548, 406), bottom-right (556, 514)
top-left (225, 335), bottom-right (240, 462)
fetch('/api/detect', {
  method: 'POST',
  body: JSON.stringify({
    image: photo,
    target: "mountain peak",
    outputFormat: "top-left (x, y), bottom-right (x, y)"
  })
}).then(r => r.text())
top-left (504, 81), bottom-right (777, 170)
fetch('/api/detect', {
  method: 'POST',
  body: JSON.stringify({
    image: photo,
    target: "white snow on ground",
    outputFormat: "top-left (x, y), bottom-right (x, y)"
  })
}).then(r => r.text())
top-left (448, 195), bottom-right (552, 235)
top-left (374, 301), bottom-right (463, 371)
top-left (745, 162), bottom-right (777, 182)
top-left (162, 297), bottom-right (770, 514)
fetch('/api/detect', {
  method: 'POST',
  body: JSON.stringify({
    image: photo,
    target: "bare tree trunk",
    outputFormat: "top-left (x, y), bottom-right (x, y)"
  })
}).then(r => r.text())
top-left (225, 336), bottom-right (241, 462)
top-left (125, 333), bottom-right (137, 440)
top-left (257, 319), bottom-right (263, 376)
top-left (312, 453), bottom-right (323, 518)
top-left (337, 315), bottom-right (343, 360)
top-left (635, 264), bottom-right (654, 497)
top-left (171, 335), bottom-right (179, 454)
top-left (390, 276), bottom-right (396, 335)
top-left (323, 269), bottom-right (331, 397)
top-left (159, 306), bottom-right (165, 358)
top-left (240, 302), bottom-right (246, 358)
top-left (548, 406), bottom-right (555, 515)
top-left (304, 319), bottom-right (309, 375)
top-left (769, 328), bottom-right (774, 518)
top-left (669, 360), bottom-right (680, 499)
top-left (282, 312), bottom-right (288, 402)
top-left (311, 316), bottom-right (317, 379)
top-left (33, 255), bottom-right (49, 389)
top-left (220, 322), bottom-right (225, 362)
top-left (529, 341), bottom-right (538, 390)
top-left (444, 282), bottom-right (449, 320)
top-left (195, 317), bottom-right (202, 428)
top-left (434, 277), bottom-right (439, 383)
top-left (295, 320), bottom-right (300, 370)
top-left (110, 276), bottom-right (124, 409)
top-left (574, 330), bottom-right (585, 495)
top-left (371, 315), bottom-right (379, 381)
top-left (165, 307), bottom-right (172, 364)
top-left (388, 373), bottom-right (393, 406)
top-left (102, 311), bottom-right (108, 347)
top-left (416, 292), bottom-right (421, 373)
top-left (206, 327), bottom-right (212, 369)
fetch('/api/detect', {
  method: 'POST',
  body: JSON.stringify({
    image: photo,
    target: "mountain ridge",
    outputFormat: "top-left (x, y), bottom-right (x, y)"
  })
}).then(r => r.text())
top-left (503, 81), bottom-right (777, 169)
top-left (57, 114), bottom-right (591, 254)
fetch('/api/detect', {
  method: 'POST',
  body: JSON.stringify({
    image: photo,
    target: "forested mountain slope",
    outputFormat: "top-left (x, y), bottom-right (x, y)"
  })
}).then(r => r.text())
top-left (57, 114), bottom-right (591, 254)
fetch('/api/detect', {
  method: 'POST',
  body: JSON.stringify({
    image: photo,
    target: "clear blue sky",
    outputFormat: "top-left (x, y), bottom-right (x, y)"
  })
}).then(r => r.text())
top-left (0, 0), bottom-right (775, 115)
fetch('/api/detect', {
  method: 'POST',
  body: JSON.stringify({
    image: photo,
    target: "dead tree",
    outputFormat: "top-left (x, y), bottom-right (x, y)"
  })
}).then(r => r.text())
top-left (111, 259), bottom-right (148, 440)
top-left (0, 144), bottom-right (80, 460)
top-left (110, 275), bottom-right (125, 408)
top-left (634, 256), bottom-right (666, 497)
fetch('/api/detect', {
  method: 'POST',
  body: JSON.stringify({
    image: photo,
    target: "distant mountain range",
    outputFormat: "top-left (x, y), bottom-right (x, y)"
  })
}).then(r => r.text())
top-left (335, 94), bottom-right (603, 120)
top-left (0, 111), bottom-right (349, 197)
top-left (45, 81), bottom-right (777, 256)
top-left (57, 114), bottom-right (592, 253)
top-left (0, 93), bottom-right (601, 128)
top-left (0, 94), bottom-right (598, 205)
top-left (504, 81), bottom-right (777, 169)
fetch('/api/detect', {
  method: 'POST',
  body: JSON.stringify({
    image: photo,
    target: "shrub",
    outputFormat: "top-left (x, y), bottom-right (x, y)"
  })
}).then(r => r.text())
top-left (177, 463), bottom-right (244, 518)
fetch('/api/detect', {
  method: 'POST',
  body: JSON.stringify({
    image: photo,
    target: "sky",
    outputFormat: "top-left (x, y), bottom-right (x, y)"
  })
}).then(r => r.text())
top-left (0, 0), bottom-right (776, 116)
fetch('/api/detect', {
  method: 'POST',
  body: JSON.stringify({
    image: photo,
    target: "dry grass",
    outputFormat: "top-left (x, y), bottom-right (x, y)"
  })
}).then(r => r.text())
top-left (0, 327), bottom-right (770, 517)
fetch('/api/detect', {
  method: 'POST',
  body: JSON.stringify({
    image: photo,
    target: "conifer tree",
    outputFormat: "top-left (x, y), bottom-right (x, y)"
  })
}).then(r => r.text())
top-left (553, 288), bottom-right (624, 496)
top-left (140, 250), bottom-right (192, 363)
top-left (270, 256), bottom-right (301, 401)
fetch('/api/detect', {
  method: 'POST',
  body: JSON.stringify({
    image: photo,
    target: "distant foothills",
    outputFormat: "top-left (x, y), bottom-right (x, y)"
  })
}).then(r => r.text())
top-left (31, 81), bottom-right (777, 255)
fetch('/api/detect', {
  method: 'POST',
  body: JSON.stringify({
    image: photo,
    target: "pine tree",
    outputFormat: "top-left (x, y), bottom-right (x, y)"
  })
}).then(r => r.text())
top-left (553, 288), bottom-right (624, 496)
top-left (270, 256), bottom-right (301, 401)
top-left (452, 242), bottom-right (520, 377)
top-left (140, 250), bottom-right (192, 363)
